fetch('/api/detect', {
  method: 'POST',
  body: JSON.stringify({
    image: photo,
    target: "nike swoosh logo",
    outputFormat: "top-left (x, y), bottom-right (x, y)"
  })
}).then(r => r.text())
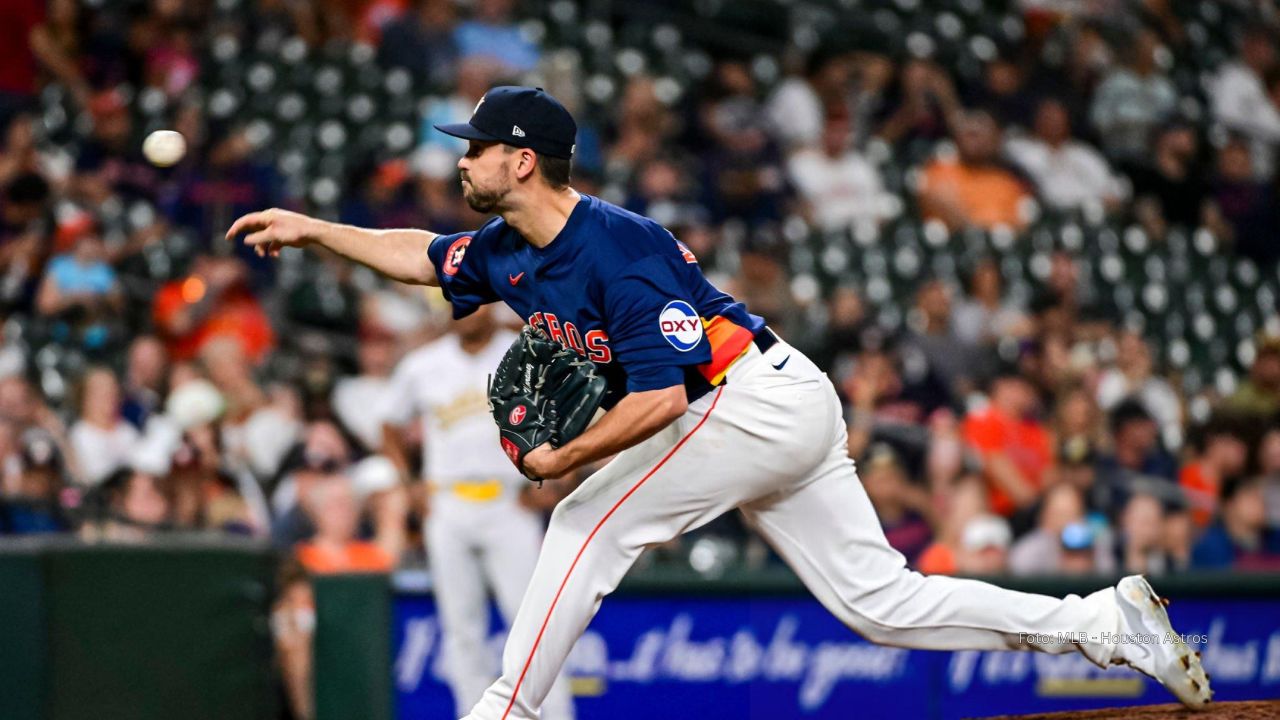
top-left (509, 272), bottom-right (525, 286)
top-left (771, 355), bottom-right (790, 371)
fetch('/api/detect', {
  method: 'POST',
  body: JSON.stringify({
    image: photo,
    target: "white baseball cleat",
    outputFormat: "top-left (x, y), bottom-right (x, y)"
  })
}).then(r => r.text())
top-left (1111, 575), bottom-right (1212, 710)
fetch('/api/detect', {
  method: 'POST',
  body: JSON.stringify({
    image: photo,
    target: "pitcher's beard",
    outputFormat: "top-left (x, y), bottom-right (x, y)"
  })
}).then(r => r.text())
top-left (464, 186), bottom-right (502, 213)
top-left (462, 169), bottom-right (510, 213)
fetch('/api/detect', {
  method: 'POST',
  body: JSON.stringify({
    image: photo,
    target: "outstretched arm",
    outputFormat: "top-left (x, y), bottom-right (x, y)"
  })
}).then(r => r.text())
top-left (225, 208), bottom-right (440, 286)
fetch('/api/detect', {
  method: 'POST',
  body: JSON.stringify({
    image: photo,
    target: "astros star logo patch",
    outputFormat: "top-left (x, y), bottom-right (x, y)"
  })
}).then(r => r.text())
top-left (443, 235), bottom-right (471, 276)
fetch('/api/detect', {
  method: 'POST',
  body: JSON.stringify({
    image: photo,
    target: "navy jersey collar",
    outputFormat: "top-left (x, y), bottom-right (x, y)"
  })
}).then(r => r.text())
top-left (529, 193), bottom-right (591, 264)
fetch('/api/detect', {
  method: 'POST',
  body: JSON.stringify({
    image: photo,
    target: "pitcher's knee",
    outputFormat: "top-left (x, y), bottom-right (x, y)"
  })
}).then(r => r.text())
top-left (831, 571), bottom-right (930, 644)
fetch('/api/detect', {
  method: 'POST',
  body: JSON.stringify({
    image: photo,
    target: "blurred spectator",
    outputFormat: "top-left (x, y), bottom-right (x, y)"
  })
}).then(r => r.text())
top-left (0, 113), bottom-right (41, 188)
top-left (786, 115), bottom-right (893, 233)
top-left (1, 375), bottom-right (47, 433)
top-left (152, 256), bottom-right (275, 363)
top-left (1095, 330), bottom-right (1182, 449)
top-left (1179, 416), bottom-right (1250, 528)
top-left (378, 0), bottom-right (459, 89)
top-left (1226, 335), bottom-right (1280, 418)
top-left (1208, 26), bottom-right (1280, 180)
top-left (861, 444), bottom-right (933, 565)
top-left (1006, 98), bottom-right (1127, 213)
top-left (963, 373), bottom-right (1051, 517)
top-left (963, 54), bottom-right (1039, 131)
top-left (698, 61), bottom-right (788, 223)
top-left (808, 286), bottom-right (880, 373)
top-left (918, 110), bottom-right (1033, 230)
top-left (1114, 491), bottom-right (1170, 574)
top-left (83, 467), bottom-right (170, 541)
top-left (296, 474), bottom-right (396, 573)
top-left (1124, 122), bottom-right (1207, 233)
top-left (1030, 251), bottom-right (1112, 334)
top-left (272, 560), bottom-right (315, 720)
top-left (0, 376), bottom-right (75, 479)
top-left (875, 60), bottom-right (962, 154)
top-left (1051, 385), bottom-right (1105, 465)
top-left (1210, 137), bottom-right (1280, 264)
top-left (607, 77), bottom-right (678, 182)
top-left (765, 48), bottom-right (850, 151)
top-left (231, 381), bottom-right (304, 483)
top-left (918, 475), bottom-right (989, 575)
top-left (0, 431), bottom-right (70, 534)
top-left (452, 0), bottom-right (538, 75)
top-left (331, 326), bottom-right (397, 453)
top-left (1009, 483), bottom-right (1109, 575)
top-left (166, 435), bottom-right (255, 534)
top-left (1042, 22), bottom-right (1111, 132)
top-left (271, 420), bottom-right (354, 548)
top-left (120, 335), bottom-right (168, 428)
top-left (35, 231), bottom-right (123, 352)
top-left (1192, 475), bottom-right (1280, 570)
top-left (901, 279), bottom-right (985, 403)
top-left (28, 0), bottom-right (92, 108)
top-left (1054, 521), bottom-right (1100, 575)
top-left (1093, 400), bottom-right (1178, 512)
top-left (623, 157), bottom-right (707, 231)
top-left (955, 513), bottom-right (1012, 575)
top-left (951, 258), bottom-right (1032, 346)
top-left (0, 172), bottom-right (54, 312)
top-left (73, 90), bottom-right (162, 205)
top-left (69, 367), bottom-right (138, 486)
top-left (1089, 26), bottom-right (1177, 162)
top-left (168, 117), bottom-right (282, 278)
top-left (842, 347), bottom-right (946, 461)
top-left (729, 242), bottom-right (802, 337)
top-left (199, 338), bottom-right (266, 423)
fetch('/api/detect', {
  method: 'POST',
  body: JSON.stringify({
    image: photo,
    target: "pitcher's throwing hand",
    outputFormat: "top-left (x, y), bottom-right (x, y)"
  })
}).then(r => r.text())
top-left (225, 208), bottom-right (320, 258)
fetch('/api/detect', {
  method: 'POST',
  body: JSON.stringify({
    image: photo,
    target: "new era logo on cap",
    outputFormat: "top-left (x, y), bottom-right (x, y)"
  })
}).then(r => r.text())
top-left (512, 125), bottom-right (526, 137)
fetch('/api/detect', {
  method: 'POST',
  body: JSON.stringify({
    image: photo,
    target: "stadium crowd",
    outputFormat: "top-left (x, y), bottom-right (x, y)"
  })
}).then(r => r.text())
top-left (1, 0), bottom-right (1280, 621)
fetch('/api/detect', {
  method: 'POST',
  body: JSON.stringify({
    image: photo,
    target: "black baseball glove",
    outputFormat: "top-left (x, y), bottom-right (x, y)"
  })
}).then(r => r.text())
top-left (488, 325), bottom-right (607, 481)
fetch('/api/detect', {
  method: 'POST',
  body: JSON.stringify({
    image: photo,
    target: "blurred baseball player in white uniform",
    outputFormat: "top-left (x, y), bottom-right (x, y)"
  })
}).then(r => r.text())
top-left (379, 305), bottom-right (575, 719)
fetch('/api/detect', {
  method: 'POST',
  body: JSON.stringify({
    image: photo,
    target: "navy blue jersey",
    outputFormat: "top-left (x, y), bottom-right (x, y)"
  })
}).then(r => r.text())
top-left (426, 194), bottom-right (766, 406)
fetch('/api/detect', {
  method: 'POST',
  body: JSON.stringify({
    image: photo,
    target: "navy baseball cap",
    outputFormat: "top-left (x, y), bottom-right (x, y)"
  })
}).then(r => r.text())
top-left (435, 86), bottom-right (577, 159)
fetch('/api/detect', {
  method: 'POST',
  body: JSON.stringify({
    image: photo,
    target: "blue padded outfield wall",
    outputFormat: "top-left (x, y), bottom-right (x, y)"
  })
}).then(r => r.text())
top-left (392, 592), bottom-right (1280, 719)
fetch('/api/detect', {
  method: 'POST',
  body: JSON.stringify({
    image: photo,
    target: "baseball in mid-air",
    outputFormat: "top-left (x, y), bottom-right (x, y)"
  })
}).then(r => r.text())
top-left (142, 129), bottom-right (186, 167)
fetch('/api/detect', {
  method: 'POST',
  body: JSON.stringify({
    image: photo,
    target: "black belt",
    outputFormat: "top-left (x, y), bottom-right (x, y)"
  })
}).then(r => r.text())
top-left (753, 327), bottom-right (780, 354)
top-left (709, 327), bottom-right (780, 390)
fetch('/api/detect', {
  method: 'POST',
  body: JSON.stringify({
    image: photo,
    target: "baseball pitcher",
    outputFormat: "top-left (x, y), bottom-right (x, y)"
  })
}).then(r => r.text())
top-left (229, 86), bottom-right (1212, 718)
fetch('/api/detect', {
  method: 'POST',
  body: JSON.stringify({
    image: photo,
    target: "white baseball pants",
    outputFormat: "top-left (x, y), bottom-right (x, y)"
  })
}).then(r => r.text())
top-left (462, 340), bottom-right (1121, 720)
top-left (427, 491), bottom-right (575, 719)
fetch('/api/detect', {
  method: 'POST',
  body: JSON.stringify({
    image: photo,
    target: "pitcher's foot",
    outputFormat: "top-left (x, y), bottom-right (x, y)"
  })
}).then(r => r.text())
top-left (1112, 575), bottom-right (1211, 710)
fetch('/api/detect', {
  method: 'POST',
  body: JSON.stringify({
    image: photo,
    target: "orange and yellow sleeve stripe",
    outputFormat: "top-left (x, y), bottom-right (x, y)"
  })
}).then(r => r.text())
top-left (697, 316), bottom-right (755, 385)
